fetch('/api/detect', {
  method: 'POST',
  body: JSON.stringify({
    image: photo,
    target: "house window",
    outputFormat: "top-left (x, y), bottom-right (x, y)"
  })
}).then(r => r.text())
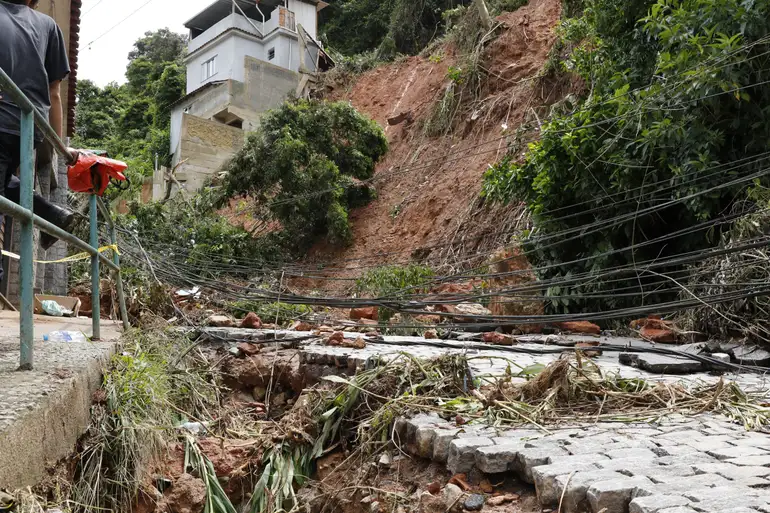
top-left (201, 56), bottom-right (217, 81)
top-left (268, 48), bottom-right (275, 61)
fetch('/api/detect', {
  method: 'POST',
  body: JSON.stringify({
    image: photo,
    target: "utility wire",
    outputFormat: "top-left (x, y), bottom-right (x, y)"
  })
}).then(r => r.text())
top-left (85, 0), bottom-right (157, 49)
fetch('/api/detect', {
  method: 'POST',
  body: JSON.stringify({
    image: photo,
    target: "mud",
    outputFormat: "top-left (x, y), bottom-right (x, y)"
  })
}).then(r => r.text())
top-left (306, 450), bottom-right (541, 513)
top-left (155, 474), bottom-right (206, 513)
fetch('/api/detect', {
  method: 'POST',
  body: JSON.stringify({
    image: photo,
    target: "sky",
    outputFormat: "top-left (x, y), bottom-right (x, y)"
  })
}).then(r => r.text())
top-left (78, 0), bottom-right (214, 87)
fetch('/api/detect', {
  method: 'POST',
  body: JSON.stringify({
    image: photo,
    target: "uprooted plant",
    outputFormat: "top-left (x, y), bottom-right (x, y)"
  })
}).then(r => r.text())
top-left (483, 356), bottom-right (770, 430)
top-left (69, 324), bottom-right (223, 513)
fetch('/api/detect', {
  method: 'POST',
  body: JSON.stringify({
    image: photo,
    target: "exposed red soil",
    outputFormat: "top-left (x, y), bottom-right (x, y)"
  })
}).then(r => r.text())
top-left (292, 0), bottom-right (564, 293)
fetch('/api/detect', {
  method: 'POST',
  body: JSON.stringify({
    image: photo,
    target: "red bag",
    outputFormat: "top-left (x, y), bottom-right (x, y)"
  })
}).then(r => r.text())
top-left (68, 154), bottom-right (128, 196)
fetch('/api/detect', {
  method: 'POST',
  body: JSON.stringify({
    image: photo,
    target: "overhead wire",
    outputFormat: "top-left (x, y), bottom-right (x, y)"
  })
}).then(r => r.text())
top-left (99, 33), bottom-right (770, 333)
top-left (84, 0), bottom-right (158, 49)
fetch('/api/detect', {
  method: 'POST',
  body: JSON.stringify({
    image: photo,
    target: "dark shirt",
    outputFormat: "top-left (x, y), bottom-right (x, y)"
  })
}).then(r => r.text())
top-left (0, 0), bottom-right (70, 141)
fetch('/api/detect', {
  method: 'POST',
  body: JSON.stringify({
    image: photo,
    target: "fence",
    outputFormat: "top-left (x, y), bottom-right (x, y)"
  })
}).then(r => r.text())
top-left (0, 67), bottom-right (129, 370)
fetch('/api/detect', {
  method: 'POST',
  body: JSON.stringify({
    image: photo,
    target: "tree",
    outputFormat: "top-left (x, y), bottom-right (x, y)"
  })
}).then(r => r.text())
top-left (126, 29), bottom-right (186, 95)
top-left (73, 29), bottom-right (188, 198)
top-left (320, 0), bottom-right (477, 57)
top-left (75, 80), bottom-right (125, 141)
top-left (128, 28), bottom-right (187, 64)
top-left (320, 0), bottom-right (396, 54)
top-left (152, 62), bottom-right (186, 130)
top-left (223, 99), bottom-right (388, 249)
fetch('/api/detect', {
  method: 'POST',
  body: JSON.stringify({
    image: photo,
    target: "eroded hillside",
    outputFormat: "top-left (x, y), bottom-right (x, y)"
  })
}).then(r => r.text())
top-left (301, 0), bottom-right (565, 289)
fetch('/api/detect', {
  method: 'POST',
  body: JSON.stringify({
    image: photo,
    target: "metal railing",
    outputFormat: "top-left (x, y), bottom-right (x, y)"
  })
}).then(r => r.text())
top-left (0, 67), bottom-right (130, 370)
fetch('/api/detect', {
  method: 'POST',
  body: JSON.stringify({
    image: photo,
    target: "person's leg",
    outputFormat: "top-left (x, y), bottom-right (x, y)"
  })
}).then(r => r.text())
top-left (6, 175), bottom-right (75, 223)
top-left (0, 134), bottom-right (21, 284)
top-left (5, 163), bottom-right (77, 250)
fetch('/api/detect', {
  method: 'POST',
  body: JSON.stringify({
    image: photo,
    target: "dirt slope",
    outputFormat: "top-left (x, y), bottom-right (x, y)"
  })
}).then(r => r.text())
top-left (298, 0), bottom-right (563, 291)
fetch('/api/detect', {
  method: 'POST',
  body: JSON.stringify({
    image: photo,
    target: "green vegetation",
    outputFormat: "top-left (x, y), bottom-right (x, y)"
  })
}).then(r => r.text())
top-left (223, 99), bottom-right (388, 249)
top-left (482, 0), bottom-right (770, 312)
top-left (111, 99), bottom-right (387, 279)
top-left (74, 29), bottom-right (187, 199)
top-left (320, 0), bottom-right (529, 60)
top-left (356, 265), bottom-right (436, 320)
top-left (71, 328), bottom-right (220, 512)
top-left (124, 188), bottom-right (280, 274)
top-left (225, 301), bottom-right (313, 324)
top-left (356, 264), bottom-right (436, 298)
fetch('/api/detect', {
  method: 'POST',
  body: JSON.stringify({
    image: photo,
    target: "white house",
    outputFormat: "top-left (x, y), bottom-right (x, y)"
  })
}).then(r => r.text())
top-left (162, 0), bottom-right (330, 199)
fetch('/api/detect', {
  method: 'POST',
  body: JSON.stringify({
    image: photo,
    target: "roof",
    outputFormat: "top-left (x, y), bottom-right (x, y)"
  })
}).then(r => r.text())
top-left (185, 0), bottom-right (277, 32)
top-left (185, 0), bottom-right (327, 33)
top-left (169, 80), bottom-right (228, 110)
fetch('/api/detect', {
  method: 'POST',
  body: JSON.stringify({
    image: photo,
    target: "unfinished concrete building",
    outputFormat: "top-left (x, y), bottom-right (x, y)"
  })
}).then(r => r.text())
top-left (161, 0), bottom-right (331, 200)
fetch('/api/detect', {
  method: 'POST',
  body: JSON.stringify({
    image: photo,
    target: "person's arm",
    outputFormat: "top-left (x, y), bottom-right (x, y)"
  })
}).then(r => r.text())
top-left (48, 80), bottom-right (63, 138)
top-left (48, 79), bottom-right (78, 162)
top-left (45, 21), bottom-right (79, 163)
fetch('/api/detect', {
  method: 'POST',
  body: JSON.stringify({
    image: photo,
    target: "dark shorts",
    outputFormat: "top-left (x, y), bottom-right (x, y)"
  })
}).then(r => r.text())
top-left (0, 133), bottom-right (22, 284)
top-left (0, 133), bottom-right (20, 197)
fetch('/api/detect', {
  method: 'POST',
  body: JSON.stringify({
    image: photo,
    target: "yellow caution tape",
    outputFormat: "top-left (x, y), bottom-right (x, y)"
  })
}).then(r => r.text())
top-left (2, 244), bottom-right (119, 264)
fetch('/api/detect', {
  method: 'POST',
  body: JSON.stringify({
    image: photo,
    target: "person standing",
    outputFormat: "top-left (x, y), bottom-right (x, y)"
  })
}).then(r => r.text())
top-left (0, 0), bottom-right (80, 280)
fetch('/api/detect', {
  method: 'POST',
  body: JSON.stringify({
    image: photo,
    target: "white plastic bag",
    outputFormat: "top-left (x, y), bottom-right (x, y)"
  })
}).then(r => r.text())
top-left (43, 331), bottom-right (88, 343)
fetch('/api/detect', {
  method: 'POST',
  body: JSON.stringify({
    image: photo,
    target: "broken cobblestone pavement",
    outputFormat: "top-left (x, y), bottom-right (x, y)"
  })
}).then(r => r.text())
top-left (192, 327), bottom-right (770, 513)
top-left (396, 413), bottom-right (770, 512)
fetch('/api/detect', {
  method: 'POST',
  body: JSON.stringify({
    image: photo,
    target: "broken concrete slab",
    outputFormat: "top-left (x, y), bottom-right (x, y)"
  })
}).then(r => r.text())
top-left (730, 344), bottom-right (770, 367)
top-left (619, 353), bottom-right (703, 374)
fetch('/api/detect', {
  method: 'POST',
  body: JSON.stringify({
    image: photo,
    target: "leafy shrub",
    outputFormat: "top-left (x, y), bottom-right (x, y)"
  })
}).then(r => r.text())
top-left (356, 265), bottom-right (436, 297)
top-left (122, 188), bottom-right (281, 276)
top-left (225, 301), bottom-right (313, 324)
top-left (483, 0), bottom-right (770, 312)
top-left (223, 99), bottom-right (388, 250)
top-left (356, 265), bottom-right (436, 320)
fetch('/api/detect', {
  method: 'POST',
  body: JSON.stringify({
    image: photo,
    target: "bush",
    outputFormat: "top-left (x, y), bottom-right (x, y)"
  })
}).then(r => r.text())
top-left (356, 265), bottom-right (436, 321)
top-left (223, 99), bottom-right (388, 251)
top-left (225, 301), bottom-right (313, 324)
top-left (483, 0), bottom-right (770, 312)
top-left (122, 188), bottom-right (282, 276)
top-left (356, 265), bottom-right (436, 297)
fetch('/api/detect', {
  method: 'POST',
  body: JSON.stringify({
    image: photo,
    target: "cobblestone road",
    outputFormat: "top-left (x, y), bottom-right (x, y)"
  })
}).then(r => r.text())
top-left (397, 413), bottom-right (770, 513)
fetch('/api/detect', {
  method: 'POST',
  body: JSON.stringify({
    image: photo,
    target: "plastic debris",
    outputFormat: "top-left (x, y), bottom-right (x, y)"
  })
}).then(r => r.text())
top-left (43, 331), bottom-right (88, 343)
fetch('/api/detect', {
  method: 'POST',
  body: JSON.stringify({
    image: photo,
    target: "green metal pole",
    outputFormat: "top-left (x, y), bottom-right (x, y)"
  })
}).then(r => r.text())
top-left (89, 194), bottom-right (100, 341)
top-left (96, 197), bottom-right (129, 331)
top-left (18, 109), bottom-right (35, 370)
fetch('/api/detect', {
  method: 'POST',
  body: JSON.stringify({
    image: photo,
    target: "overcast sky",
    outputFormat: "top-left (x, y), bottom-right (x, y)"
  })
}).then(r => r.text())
top-left (78, 0), bottom-right (214, 87)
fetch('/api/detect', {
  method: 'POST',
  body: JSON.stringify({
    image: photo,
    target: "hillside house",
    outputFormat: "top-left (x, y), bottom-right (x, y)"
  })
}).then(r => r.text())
top-left (0, 0), bottom-right (82, 304)
top-left (161, 0), bottom-right (331, 200)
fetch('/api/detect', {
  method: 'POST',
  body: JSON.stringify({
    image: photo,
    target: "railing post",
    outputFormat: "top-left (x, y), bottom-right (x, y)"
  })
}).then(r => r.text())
top-left (106, 213), bottom-right (129, 330)
top-left (89, 194), bottom-right (100, 341)
top-left (18, 109), bottom-right (35, 370)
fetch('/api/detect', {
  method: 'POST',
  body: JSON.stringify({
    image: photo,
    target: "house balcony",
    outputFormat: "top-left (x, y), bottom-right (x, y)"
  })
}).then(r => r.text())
top-left (264, 7), bottom-right (296, 34)
top-left (188, 12), bottom-right (263, 54)
top-left (188, 7), bottom-right (299, 55)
